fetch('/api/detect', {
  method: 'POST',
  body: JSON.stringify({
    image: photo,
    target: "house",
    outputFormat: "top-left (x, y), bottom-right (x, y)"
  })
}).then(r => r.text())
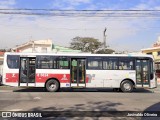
top-left (11, 39), bottom-right (82, 53)
top-left (11, 39), bottom-right (53, 53)
top-left (141, 36), bottom-right (160, 85)
top-left (0, 52), bottom-right (4, 65)
top-left (141, 37), bottom-right (160, 64)
top-left (142, 37), bottom-right (160, 62)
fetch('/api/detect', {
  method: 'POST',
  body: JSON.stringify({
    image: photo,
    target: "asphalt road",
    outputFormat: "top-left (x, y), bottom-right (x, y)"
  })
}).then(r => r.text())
top-left (0, 86), bottom-right (160, 120)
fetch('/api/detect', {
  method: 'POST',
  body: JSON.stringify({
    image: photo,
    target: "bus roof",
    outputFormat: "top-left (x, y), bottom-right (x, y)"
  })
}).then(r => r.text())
top-left (4, 52), bottom-right (154, 59)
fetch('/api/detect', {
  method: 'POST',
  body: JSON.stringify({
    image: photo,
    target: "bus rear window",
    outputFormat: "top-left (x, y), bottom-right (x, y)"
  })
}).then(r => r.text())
top-left (7, 55), bottom-right (20, 69)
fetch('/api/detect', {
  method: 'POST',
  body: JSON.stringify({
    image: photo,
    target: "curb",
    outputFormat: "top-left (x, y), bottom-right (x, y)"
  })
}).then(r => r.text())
top-left (0, 90), bottom-right (13, 92)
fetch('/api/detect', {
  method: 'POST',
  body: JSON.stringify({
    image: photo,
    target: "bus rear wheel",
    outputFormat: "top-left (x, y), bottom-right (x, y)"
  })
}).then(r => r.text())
top-left (46, 79), bottom-right (59, 92)
top-left (120, 80), bottom-right (133, 93)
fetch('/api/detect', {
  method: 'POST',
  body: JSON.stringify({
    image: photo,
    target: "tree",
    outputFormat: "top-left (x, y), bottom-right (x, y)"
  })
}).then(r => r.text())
top-left (70, 36), bottom-right (102, 53)
top-left (95, 48), bottom-right (115, 54)
top-left (70, 36), bottom-right (115, 54)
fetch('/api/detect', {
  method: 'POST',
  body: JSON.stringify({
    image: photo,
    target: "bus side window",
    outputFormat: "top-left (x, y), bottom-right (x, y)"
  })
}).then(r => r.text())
top-left (37, 56), bottom-right (53, 69)
top-left (88, 60), bottom-right (102, 69)
top-left (106, 58), bottom-right (118, 70)
top-left (119, 58), bottom-right (133, 70)
top-left (7, 55), bottom-right (19, 69)
top-left (103, 60), bottom-right (108, 69)
top-left (54, 57), bottom-right (69, 69)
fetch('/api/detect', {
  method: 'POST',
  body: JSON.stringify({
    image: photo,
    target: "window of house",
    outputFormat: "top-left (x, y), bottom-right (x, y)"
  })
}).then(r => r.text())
top-left (41, 47), bottom-right (47, 53)
top-left (147, 52), bottom-right (152, 55)
top-left (157, 51), bottom-right (160, 56)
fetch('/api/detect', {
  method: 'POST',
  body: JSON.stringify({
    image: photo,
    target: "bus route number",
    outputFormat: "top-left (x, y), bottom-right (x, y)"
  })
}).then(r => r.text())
top-left (37, 73), bottom-right (49, 77)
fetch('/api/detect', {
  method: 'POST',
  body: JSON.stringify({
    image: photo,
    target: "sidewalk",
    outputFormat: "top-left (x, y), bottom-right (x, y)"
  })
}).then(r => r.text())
top-left (0, 85), bottom-right (25, 92)
top-left (153, 85), bottom-right (160, 93)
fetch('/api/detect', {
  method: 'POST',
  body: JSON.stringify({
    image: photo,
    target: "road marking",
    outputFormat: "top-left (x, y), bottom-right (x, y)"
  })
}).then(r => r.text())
top-left (33, 97), bottom-right (41, 100)
top-left (9, 109), bottom-right (22, 111)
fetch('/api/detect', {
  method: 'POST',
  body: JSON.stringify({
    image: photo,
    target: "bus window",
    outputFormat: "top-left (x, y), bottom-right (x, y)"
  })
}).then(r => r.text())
top-left (54, 57), bottom-right (69, 69)
top-left (103, 60), bottom-right (108, 69)
top-left (37, 56), bottom-right (53, 69)
top-left (72, 60), bottom-right (77, 66)
top-left (103, 58), bottom-right (119, 70)
top-left (7, 55), bottom-right (19, 69)
top-left (88, 60), bottom-right (102, 69)
top-left (119, 58), bottom-right (134, 70)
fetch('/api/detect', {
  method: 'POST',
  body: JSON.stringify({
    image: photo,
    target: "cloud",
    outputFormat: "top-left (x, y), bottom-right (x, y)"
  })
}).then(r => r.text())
top-left (0, 0), bottom-right (16, 8)
top-left (0, 0), bottom-right (159, 52)
top-left (131, 0), bottom-right (160, 10)
top-left (50, 0), bottom-right (160, 10)
top-left (0, 13), bottom-right (156, 51)
top-left (51, 0), bottom-right (92, 9)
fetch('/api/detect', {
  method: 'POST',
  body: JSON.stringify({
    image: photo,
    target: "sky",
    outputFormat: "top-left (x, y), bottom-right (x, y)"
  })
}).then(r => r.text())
top-left (0, 0), bottom-right (160, 52)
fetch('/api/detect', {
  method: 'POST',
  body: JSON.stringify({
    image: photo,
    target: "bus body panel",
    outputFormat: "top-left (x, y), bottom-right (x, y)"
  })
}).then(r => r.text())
top-left (36, 69), bottom-right (70, 87)
top-left (2, 52), bottom-right (157, 90)
top-left (35, 70), bottom-right (136, 88)
top-left (2, 53), bottom-right (19, 86)
top-left (86, 70), bottom-right (136, 88)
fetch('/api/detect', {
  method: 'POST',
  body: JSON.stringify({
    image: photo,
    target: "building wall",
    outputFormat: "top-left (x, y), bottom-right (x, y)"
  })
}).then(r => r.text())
top-left (18, 44), bottom-right (52, 53)
top-left (142, 48), bottom-right (160, 62)
top-left (12, 40), bottom-right (81, 53)
top-left (0, 57), bottom-right (3, 65)
top-left (0, 52), bottom-right (4, 65)
top-left (142, 44), bottom-right (160, 85)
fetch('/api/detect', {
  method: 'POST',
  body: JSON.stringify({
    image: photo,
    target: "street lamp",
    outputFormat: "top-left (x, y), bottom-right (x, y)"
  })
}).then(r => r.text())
top-left (103, 27), bottom-right (107, 50)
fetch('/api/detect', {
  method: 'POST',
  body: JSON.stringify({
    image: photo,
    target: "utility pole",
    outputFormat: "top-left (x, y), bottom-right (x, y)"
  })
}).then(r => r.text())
top-left (103, 27), bottom-right (107, 50)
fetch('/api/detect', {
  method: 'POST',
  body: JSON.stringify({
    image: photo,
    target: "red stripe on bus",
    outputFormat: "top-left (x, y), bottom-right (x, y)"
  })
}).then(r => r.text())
top-left (36, 74), bottom-right (70, 83)
top-left (5, 73), bottom-right (89, 83)
top-left (6, 73), bottom-right (19, 82)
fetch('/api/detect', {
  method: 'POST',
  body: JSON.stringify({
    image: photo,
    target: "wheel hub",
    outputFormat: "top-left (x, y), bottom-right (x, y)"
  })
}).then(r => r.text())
top-left (124, 83), bottom-right (131, 91)
top-left (49, 83), bottom-right (56, 89)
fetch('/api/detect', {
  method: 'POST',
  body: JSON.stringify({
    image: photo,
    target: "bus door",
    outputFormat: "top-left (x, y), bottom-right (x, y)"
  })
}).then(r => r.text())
top-left (19, 57), bottom-right (36, 86)
top-left (135, 59), bottom-right (150, 87)
top-left (70, 58), bottom-right (86, 87)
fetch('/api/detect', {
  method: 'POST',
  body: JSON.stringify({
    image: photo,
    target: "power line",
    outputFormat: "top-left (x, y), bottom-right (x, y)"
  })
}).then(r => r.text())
top-left (0, 9), bottom-right (160, 17)
top-left (0, 12), bottom-right (160, 17)
top-left (0, 9), bottom-right (160, 11)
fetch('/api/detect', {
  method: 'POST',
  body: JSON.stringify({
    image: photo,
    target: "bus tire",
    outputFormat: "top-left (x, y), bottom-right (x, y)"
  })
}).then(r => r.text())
top-left (120, 80), bottom-right (133, 93)
top-left (45, 79), bottom-right (59, 92)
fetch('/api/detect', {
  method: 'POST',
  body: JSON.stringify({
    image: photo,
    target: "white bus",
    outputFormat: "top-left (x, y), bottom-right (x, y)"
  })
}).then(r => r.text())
top-left (2, 52), bottom-right (157, 92)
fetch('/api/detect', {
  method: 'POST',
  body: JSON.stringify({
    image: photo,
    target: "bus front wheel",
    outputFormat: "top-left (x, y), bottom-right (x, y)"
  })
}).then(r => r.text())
top-left (46, 79), bottom-right (59, 92)
top-left (120, 80), bottom-right (133, 93)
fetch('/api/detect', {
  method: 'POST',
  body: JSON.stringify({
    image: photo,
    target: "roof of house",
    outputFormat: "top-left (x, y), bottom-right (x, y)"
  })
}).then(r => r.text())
top-left (12, 39), bottom-right (52, 50)
top-left (141, 46), bottom-right (160, 51)
top-left (52, 45), bottom-right (81, 52)
top-left (0, 52), bottom-right (5, 56)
